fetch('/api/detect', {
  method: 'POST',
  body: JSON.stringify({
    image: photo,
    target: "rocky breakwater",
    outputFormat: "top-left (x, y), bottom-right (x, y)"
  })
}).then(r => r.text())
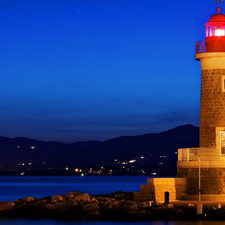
top-left (0, 191), bottom-right (223, 221)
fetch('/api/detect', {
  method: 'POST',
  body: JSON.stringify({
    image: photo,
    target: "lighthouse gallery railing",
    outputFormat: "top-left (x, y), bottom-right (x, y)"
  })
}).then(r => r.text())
top-left (178, 147), bottom-right (223, 162)
top-left (195, 40), bottom-right (206, 54)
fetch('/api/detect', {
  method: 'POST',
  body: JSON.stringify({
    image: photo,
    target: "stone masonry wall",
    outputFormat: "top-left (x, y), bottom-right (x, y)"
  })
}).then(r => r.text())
top-left (134, 178), bottom-right (186, 202)
top-left (200, 69), bottom-right (225, 147)
top-left (177, 167), bottom-right (225, 195)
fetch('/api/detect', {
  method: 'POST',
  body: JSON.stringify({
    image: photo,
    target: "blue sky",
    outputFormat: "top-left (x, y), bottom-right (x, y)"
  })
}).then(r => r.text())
top-left (0, 0), bottom-right (220, 142)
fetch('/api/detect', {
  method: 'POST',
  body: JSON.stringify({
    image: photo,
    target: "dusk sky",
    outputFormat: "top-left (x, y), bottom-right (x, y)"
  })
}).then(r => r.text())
top-left (0, 1), bottom-right (219, 142)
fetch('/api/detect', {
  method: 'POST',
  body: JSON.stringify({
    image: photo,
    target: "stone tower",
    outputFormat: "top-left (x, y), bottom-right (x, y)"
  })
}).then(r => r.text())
top-left (134, 5), bottom-right (225, 202)
top-left (176, 5), bottom-right (225, 199)
top-left (197, 7), bottom-right (225, 149)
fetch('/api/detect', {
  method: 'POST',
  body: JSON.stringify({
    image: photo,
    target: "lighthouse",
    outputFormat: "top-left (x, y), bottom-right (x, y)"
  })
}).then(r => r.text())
top-left (134, 2), bottom-right (225, 202)
top-left (176, 2), bottom-right (225, 200)
top-left (196, 5), bottom-right (225, 150)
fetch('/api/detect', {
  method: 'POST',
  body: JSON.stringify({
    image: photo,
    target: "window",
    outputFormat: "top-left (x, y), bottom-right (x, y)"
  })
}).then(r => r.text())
top-left (222, 76), bottom-right (225, 92)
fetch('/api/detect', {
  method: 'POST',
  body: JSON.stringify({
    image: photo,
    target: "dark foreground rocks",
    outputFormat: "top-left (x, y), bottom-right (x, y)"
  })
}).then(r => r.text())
top-left (0, 191), bottom-right (224, 221)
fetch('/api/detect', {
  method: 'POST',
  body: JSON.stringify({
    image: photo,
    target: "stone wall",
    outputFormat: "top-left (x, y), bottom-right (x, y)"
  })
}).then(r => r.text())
top-left (134, 178), bottom-right (186, 202)
top-left (177, 167), bottom-right (225, 195)
top-left (200, 69), bottom-right (225, 148)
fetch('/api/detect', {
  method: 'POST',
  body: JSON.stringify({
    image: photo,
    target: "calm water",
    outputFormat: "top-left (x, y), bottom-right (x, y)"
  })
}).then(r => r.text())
top-left (0, 176), bottom-right (153, 201)
top-left (0, 176), bottom-right (223, 225)
top-left (0, 220), bottom-right (223, 225)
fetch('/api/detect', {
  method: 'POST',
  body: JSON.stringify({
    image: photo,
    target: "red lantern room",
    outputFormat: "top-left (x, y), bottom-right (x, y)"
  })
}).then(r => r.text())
top-left (196, 6), bottom-right (225, 53)
top-left (205, 7), bottom-right (225, 52)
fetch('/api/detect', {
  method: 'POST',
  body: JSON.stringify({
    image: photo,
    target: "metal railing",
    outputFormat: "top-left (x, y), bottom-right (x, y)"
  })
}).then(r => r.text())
top-left (195, 40), bottom-right (206, 54)
top-left (178, 147), bottom-right (224, 162)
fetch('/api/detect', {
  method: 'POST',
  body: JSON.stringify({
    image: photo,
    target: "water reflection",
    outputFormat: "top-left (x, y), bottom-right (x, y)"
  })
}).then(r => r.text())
top-left (0, 220), bottom-right (224, 225)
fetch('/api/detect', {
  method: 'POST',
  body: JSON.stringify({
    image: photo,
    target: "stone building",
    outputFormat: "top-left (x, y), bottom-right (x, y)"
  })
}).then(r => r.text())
top-left (134, 6), bottom-right (225, 202)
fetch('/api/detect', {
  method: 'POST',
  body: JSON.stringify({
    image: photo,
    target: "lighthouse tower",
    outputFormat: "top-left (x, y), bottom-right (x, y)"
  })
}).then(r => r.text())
top-left (176, 3), bottom-right (225, 200)
top-left (197, 5), bottom-right (225, 149)
top-left (134, 3), bottom-right (225, 202)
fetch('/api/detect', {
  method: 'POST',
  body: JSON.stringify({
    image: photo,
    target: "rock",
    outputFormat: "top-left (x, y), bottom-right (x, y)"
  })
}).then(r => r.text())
top-left (61, 205), bottom-right (82, 220)
top-left (96, 197), bottom-right (111, 201)
top-left (152, 201), bottom-right (162, 206)
top-left (22, 196), bottom-right (35, 202)
top-left (61, 193), bottom-right (71, 200)
top-left (127, 209), bottom-right (146, 217)
top-left (0, 201), bottom-right (15, 211)
top-left (41, 199), bottom-right (48, 204)
top-left (139, 201), bottom-right (152, 208)
top-left (123, 193), bottom-right (133, 200)
top-left (100, 202), bottom-right (113, 209)
top-left (167, 203), bottom-right (174, 208)
top-left (112, 201), bottom-right (120, 206)
top-left (70, 191), bottom-right (83, 196)
top-left (83, 203), bottom-right (99, 213)
top-left (91, 197), bottom-right (99, 203)
top-left (54, 202), bottom-right (65, 209)
top-left (120, 201), bottom-right (137, 211)
top-left (109, 191), bottom-right (133, 200)
top-left (60, 200), bottom-right (78, 214)
top-left (51, 195), bottom-right (64, 201)
top-left (74, 193), bottom-right (90, 202)
top-left (45, 204), bottom-right (55, 210)
top-left (83, 210), bottom-right (102, 220)
top-left (43, 196), bottom-right (52, 200)
top-left (114, 194), bottom-right (126, 200)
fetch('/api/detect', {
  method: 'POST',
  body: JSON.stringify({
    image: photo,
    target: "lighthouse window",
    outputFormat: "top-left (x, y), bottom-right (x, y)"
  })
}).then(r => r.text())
top-left (222, 76), bottom-right (225, 92)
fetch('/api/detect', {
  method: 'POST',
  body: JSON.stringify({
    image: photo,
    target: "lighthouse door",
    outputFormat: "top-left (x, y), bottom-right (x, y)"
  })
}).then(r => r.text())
top-left (220, 131), bottom-right (225, 154)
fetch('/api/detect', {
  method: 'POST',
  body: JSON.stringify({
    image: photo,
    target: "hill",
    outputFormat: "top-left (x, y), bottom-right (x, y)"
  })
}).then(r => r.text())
top-left (0, 124), bottom-right (199, 175)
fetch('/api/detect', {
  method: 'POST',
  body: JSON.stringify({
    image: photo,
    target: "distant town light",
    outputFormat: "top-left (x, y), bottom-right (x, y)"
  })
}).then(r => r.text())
top-left (79, 169), bottom-right (82, 172)
top-left (114, 159), bottom-right (117, 161)
top-left (29, 163), bottom-right (32, 165)
top-left (141, 156), bottom-right (144, 159)
top-left (81, 173), bottom-right (84, 176)
top-left (18, 163), bottom-right (21, 166)
top-left (65, 167), bottom-right (68, 170)
top-left (151, 172), bottom-right (156, 175)
top-left (20, 172), bottom-right (25, 176)
top-left (17, 146), bottom-right (20, 148)
top-left (129, 160), bottom-right (136, 163)
top-left (101, 167), bottom-right (104, 169)
top-left (75, 168), bottom-right (79, 172)
top-left (30, 146), bottom-right (35, 149)
top-left (22, 163), bottom-right (25, 166)
top-left (90, 168), bottom-right (92, 172)
top-left (175, 152), bottom-right (178, 154)
top-left (43, 162), bottom-right (46, 164)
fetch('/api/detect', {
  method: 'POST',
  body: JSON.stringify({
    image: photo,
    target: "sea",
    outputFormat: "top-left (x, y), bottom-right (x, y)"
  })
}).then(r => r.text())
top-left (0, 176), bottom-right (222, 225)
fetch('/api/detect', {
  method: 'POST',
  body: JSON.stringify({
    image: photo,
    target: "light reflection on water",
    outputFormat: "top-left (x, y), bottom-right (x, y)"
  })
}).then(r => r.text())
top-left (0, 220), bottom-right (223, 225)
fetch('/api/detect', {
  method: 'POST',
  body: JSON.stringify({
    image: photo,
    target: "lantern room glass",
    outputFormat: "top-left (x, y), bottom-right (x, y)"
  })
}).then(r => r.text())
top-left (205, 23), bottom-right (225, 37)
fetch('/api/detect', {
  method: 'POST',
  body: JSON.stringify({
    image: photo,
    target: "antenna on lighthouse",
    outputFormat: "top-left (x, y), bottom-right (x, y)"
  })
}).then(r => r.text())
top-left (214, 0), bottom-right (224, 7)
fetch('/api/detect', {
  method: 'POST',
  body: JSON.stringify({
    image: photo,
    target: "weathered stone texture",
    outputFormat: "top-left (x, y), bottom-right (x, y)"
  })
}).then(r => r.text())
top-left (133, 178), bottom-right (186, 202)
top-left (177, 167), bottom-right (225, 195)
top-left (200, 69), bottom-right (225, 147)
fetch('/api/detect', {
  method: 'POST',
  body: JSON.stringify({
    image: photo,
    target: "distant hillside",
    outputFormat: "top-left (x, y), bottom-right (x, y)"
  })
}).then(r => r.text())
top-left (0, 124), bottom-right (199, 170)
